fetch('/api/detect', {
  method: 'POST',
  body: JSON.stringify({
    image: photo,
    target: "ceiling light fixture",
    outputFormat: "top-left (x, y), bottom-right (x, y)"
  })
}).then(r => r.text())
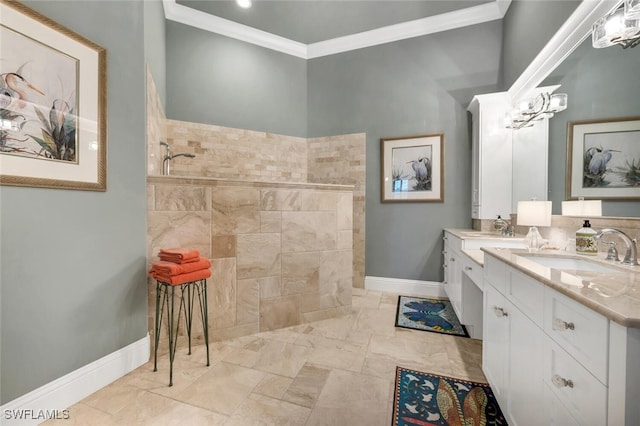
top-left (504, 92), bottom-right (568, 130)
top-left (592, 0), bottom-right (640, 49)
top-left (236, 0), bottom-right (252, 9)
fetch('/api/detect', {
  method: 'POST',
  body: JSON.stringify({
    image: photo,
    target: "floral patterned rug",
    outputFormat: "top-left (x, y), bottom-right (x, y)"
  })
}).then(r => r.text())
top-left (395, 295), bottom-right (469, 338)
top-left (393, 367), bottom-right (507, 426)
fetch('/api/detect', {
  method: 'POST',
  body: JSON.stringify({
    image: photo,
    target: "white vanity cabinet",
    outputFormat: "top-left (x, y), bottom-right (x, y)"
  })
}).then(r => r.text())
top-left (442, 231), bottom-right (526, 339)
top-left (482, 253), bottom-right (640, 426)
top-left (483, 259), bottom-right (545, 425)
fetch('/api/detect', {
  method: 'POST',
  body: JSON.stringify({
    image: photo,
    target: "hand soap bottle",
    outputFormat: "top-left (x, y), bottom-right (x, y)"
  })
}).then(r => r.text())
top-left (576, 220), bottom-right (597, 255)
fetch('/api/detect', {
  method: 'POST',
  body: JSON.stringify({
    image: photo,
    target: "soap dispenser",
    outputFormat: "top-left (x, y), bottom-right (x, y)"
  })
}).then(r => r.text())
top-left (576, 220), bottom-right (597, 255)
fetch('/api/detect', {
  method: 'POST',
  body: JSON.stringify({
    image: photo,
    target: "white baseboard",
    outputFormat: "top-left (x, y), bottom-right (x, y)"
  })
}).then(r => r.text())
top-left (365, 276), bottom-right (446, 298)
top-left (1, 334), bottom-right (150, 425)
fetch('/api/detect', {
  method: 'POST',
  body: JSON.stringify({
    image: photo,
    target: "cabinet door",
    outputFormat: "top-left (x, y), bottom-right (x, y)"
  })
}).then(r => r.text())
top-left (543, 383), bottom-right (580, 426)
top-left (508, 304), bottom-right (545, 425)
top-left (483, 284), bottom-right (509, 406)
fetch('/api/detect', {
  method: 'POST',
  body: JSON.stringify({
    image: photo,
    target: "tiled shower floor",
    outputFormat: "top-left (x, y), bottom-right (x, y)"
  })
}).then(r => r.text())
top-left (44, 288), bottom-right (485, 425)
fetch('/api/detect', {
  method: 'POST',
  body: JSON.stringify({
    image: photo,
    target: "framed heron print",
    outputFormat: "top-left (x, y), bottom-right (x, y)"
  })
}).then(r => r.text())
top-left (566, 117), bottom-right (640, 200)
top-left (0, 0), bottom-right (107, 191)
top-left (381, 133), bottom-right (444, 203)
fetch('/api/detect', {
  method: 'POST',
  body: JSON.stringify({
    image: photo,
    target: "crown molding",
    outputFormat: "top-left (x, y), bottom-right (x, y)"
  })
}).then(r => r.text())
top-left (162, 0), bottom-right (307, 58)
top-left (507, 0), bottom-right (620, 103)
top-left (307, 1), bottom-right (509, 59)
top-left (162, 0), bottom-right (510, 59)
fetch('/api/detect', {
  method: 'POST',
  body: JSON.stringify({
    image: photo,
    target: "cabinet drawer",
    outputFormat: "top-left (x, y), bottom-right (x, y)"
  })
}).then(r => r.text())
top-left (544, 336), bottom-right (607, 426)
top-left (508, 269), bottom-right (544, 327)
top-left (483, 254), bottom-right (507, 294)
top-left (544, 288), bottom-right (609, 384)
top-left (461, 256), bottom-right (483, 290)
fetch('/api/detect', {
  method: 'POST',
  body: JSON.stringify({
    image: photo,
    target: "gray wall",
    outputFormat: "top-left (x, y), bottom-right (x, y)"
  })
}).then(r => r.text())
top-left (308, 21), bottom-right (502, 282)
top-left (165, 21), bottom-right (308, 138)
top-left (500, 0), bottom-right (580, 91)
top-left (0, 0), bottom-right (148, 404)
top-left (543, 38), bottom-right (640, 217)
top-left (145, 0), bottom-right (167, 108)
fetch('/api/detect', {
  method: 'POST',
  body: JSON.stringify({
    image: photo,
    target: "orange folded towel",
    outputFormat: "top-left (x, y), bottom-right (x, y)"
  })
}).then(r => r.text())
top-left (158, 255), bottom-right (200, 264)
top-left (152, 268), bottom-right (211, 285)
top-left (158, 248), bottom-right (200, 261)
top-left (149, 258), bottom-right (211, 276)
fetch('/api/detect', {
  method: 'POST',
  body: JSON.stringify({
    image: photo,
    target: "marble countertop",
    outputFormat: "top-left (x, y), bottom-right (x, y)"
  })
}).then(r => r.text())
top-left (444, 228), bottom-right (525, 242)
top-left (462, 249), bottom-right (485, 266)
top-left (444, 228), bottom-right (526, 267)
top-left (482, 247), bottom-right (640, 329)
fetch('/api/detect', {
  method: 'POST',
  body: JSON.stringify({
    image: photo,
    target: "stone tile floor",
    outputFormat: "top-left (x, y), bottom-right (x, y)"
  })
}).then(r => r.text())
top-left (44, 289), bottom-right (485, 425)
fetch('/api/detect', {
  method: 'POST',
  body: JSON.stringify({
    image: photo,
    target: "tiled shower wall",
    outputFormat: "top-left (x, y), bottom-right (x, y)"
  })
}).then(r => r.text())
top-left (308, 134), bottom-right (366, 288)
top-left (147, 177), bottom-right (354, 347)
top-left (146, 70), bottom-right (367, 289)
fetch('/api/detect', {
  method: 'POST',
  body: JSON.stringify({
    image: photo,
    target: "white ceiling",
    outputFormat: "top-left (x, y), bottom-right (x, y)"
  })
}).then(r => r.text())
top-left (163, 0), bottom-right (511, 58)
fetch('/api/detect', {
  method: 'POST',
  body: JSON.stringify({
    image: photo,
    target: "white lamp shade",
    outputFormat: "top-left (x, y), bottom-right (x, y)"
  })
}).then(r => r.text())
top-left (517, 201), bottom-right (552, 227)
top-left (561, 200), bottom-right (602, 217)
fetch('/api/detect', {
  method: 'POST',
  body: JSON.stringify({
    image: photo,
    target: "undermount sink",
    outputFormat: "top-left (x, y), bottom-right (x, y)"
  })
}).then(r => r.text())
top-left (519, 254), bottom-right (622, 274)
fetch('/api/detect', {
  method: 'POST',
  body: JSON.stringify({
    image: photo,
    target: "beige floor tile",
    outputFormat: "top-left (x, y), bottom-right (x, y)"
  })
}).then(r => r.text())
top-left (294, 333), bottom-right (365, 353)
top-left (226, 394), bottom-right (311, 426)
top-left (80, 382), bottom-right (145, 416)
top-left (351, 290), bottom-right (382, 309)
top-left (306, 345), bottom-right (366, 373)
top-left (253, 373), bottom-right (294, 399)
top-left (41, 402), bottom-right (113, 426)
top-left (281, 363), bottom-right (331, 408)
top-left (56, 289), bottom-right (487, 425)
top-left (306, 369), bottom-right (391, 426)
top-left (250, 340), bottom-right (313, 377)
top-left (172, 361), bottom-right (266, 415)
top-left (352, 307), bottom-right (398, 337)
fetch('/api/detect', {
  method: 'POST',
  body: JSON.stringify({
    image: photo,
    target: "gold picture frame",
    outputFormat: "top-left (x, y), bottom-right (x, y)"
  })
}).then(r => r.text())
top-left (381, 133), bottom-right (444, 203)
top-left (0, 0), bottom-right (107, 191)
top-left (566, 116), bottom-right (640, 200)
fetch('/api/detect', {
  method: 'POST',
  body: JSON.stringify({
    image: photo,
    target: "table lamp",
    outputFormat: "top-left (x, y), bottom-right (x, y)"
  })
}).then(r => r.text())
top-left (517, 200), bottom-right (552, 252)
top-left (561, 199), bottom-right (602, 217)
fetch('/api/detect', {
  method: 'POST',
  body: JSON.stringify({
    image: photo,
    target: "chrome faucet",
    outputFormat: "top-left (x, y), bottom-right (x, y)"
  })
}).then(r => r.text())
top-left (160, 141), bottom-right (196, 176)
top-left (594, 228), bottom-right (639, 266)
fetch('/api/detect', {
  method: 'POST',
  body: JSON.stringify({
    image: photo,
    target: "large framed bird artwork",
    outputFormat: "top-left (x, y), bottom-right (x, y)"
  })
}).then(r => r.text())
top-left (566, 116), bottom-right (640, 200)
top-left (380, 133), bottom-right (444, 203)
top-left (0, 0), bottom-right (106, 191)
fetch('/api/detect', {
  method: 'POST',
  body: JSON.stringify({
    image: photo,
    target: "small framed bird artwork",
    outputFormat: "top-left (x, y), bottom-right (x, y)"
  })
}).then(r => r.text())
top-left (566, 116), bottom-right (640, 200)
top-left (381, 133), bottom-right (444, 203)
top-left (0, 0), bottom-right (106, 191)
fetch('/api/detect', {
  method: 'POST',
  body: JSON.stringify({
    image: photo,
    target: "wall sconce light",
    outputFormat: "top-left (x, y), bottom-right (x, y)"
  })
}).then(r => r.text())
top-left (592, 0), bottom-right (640, 49)
top-left (504, 92), bottom-right (568, 130)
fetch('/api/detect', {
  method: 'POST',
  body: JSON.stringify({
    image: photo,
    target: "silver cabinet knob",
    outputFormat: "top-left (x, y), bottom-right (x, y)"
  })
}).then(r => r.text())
top-left (450, 257), bottom-right (455, 262)
top-left (553, 318), bottom-right (575, 331)
top-left (552, 374), bottom-right (574, 389)
top-left (464, 266), bottom-right (472, 271)
top-left (493, 306), bottom-right (508, 317)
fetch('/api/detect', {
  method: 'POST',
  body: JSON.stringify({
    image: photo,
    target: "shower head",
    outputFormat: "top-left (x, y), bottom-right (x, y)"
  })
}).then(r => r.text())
top-left (160, 141), bottom-right (169, 147)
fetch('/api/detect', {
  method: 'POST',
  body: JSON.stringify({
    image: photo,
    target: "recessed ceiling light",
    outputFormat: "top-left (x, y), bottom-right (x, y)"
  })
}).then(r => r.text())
top-left (236, 0), bottom-right (252, 9)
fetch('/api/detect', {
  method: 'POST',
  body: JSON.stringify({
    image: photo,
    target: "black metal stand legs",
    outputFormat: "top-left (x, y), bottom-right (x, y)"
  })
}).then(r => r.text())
top-left (153, 279), bottom-right (210, 386)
